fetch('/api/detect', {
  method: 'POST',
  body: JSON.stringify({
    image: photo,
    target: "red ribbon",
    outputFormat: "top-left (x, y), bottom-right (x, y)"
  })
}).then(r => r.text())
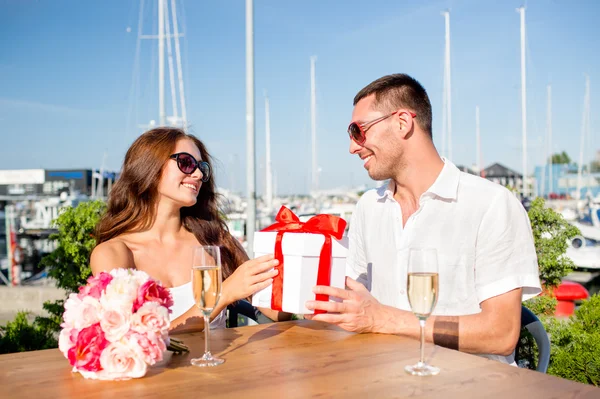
top-left (260, 206), bottom-right (347, 314)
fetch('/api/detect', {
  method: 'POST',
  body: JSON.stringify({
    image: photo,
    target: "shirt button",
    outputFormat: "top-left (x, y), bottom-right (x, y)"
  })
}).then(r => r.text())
top-left (399, 289), bottom-right (405, 295)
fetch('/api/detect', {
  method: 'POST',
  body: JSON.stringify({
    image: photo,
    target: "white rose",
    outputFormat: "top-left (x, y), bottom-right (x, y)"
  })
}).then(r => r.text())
top-left (108, 268), bottom-right (133, 279)
top-left (109, 268), bottom-right (150, 286)
top-left (130, 269), bottom-right (152, 285)
top-left (99, 342), bottom-right (148, 380)
top-left (64, 295), bottom-right (102, 330)
top-left (101, 275), bottom-right (139, 313)
top-left (62, 293), bottom-right (82, 325)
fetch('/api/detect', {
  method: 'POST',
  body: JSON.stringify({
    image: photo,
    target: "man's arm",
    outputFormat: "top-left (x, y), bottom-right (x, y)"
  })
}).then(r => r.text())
top-left (306, 277), bottom-right (522, 356)
top-left (376, 287), bottom-right (522, 355)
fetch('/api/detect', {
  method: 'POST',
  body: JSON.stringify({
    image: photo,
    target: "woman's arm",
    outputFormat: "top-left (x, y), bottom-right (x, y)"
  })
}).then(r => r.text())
top-left (170, 253), bottom-right (280, 333)
top-left (171, 236), bottom-right (293, 333)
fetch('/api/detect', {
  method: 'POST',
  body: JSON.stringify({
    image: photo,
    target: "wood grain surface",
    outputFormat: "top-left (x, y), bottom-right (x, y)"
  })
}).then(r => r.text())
top-left (1, 320), bottom-right (597, 398)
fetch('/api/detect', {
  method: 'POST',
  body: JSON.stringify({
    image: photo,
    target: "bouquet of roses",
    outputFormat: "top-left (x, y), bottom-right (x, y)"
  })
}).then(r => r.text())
top-left (59, 268), bottom-right (185, 381)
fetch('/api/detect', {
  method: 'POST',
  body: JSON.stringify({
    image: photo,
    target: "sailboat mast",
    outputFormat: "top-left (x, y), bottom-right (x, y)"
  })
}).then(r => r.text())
top-left (443, 10), bottom-right (452, 160)
top-left (441, 70), bottom-right (447, 158)
top-left (265, 92), bottom-right (273, 210)
top-left (517, 6), bottom-right (528, 198)
top-left (158, 0), bottom-right (166, 126)
top-left (577, 75), bottom-right (591, 199)
top-left (310, 56), bottom-right (318, 192)
top-left (170, 0), bottom-right (187, 127)
top-left (163, 0), bottom-right (179, 121)
top-left (476, 105), bottom-right (481, 174)
top-left (547, 85), bottom-right (553, 195)
top-left (585, 76), bottom-right (592, 196)
top-left (245, 0), bottom-right (256, 256)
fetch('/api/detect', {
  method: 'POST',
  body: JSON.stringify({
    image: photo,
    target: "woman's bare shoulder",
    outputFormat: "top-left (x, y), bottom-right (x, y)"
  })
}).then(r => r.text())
top-left (90, 238), bottom-right (136, 275)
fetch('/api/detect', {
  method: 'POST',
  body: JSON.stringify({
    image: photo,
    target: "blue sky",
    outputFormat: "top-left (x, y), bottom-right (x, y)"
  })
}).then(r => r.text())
top-left (1, 0), bottom-right (599, 195)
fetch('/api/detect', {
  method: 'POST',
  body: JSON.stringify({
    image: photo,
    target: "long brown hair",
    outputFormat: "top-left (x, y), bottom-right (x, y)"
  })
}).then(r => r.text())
top-left (95, 127), bottom-right (247, 280)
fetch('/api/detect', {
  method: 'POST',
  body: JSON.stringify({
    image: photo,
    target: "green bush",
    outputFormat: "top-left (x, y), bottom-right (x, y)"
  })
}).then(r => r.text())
top-left (527, 197), bottom-right (579, 289)
top-left (545, 294), bottom-right (600, 386)
top-left (517, 198), bottom-right (578, 371)
top-left (0, 312), bottom-right (58, 354)
top-left (518, 199), bottom-right (600, 386)
top-left (0, 200), bottom-right (105, 353)
top-left (39, 200), bottom-right (105, 292)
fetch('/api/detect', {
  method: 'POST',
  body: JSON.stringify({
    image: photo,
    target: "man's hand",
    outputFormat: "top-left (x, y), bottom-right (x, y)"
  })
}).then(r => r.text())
top-left (305, 276), bottom-right (384, 333)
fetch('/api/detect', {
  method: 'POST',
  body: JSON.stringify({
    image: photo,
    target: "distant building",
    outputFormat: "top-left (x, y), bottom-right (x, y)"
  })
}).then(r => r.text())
top-left (0, 169), bottom-right (117, 202)
top-left (534, 163), bottom-right (600, 198)
top-left (455, 165), bottom-right (478, 175)
top-left (481, 163), bottom-right (524, 190)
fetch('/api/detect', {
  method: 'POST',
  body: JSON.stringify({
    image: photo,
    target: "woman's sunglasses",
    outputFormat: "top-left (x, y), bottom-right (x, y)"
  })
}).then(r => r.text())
top-left (347, 110), bottom-right (417, 145)
top-left (169, 152), bottom-right (211, 183)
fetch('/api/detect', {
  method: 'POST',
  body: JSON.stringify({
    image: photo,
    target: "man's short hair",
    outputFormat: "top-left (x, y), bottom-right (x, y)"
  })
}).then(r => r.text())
top-left (353, 74), bottom-right (433, 138)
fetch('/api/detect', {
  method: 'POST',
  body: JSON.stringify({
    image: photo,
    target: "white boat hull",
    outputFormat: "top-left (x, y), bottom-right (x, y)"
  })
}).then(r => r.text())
top-left (566, 246), bottom-right (600, 270)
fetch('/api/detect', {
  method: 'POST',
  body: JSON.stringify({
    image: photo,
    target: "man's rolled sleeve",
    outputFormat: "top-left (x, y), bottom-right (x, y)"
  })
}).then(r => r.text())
top-left (475, 190), bottom-right (542, 303)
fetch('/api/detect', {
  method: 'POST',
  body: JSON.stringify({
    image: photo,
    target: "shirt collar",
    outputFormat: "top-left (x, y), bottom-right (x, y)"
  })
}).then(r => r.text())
top-left (374, 158), bottom-right (460, 202)
top-left (425, 158), bottom-right (460, 200)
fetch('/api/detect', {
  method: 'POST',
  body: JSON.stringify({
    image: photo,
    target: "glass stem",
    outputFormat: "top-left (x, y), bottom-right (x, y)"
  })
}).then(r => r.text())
top-left (419, 319), bottom-right (426, 366)
top-left (204, 314), bottom-right (210, 356)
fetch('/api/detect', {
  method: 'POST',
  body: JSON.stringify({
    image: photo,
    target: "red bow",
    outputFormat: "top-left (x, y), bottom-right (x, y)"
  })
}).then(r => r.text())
top-left (261, 206), bottom-right (347, 314)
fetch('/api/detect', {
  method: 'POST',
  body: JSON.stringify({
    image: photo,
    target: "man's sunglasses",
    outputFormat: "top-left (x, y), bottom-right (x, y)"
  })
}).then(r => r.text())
top-left (169, 152), bottom-right (211, 183)
top-left (347, 110), bottom-right (417, 145)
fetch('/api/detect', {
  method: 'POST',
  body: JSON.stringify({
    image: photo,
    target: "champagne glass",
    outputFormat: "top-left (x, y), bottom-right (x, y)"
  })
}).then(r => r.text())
top-left (190, 245), bottom-right (224, 367)
top-left (405, 248), bottom-right (440, 376)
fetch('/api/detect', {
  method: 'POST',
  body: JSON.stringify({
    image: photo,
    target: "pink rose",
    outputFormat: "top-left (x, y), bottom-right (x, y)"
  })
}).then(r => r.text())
top-left (78, 272), bottom-right (113, 300)
top-left (127, 332), bottom-right (165, 364)
top-left (133, 280), bottom-right (174, 313)
top-left (131, 302), bottom-right (170, 335)
top-left (100, 308), bottom-right (131, 342)
top-left (99, 342), bottom-right (148, 380)
top-left (58, 326), bottom-right (78, 355)
top-left (67, 323), bottom-right (109, 372)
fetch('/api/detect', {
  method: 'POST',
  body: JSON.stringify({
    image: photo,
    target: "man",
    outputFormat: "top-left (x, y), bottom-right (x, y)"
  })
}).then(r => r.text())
top-left (305, 74), bottom-right (541, 365)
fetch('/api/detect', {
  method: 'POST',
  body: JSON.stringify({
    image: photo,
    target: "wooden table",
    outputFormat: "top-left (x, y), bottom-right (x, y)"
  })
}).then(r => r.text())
top-left (1, 320), bottom-right (597, 398)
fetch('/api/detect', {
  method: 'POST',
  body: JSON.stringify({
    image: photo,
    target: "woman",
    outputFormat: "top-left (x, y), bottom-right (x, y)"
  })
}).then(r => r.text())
top-left (90, 127), bottom-right (286, 333)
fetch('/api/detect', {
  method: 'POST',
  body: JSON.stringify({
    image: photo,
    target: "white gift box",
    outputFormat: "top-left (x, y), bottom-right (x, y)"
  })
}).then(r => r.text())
top-left (251, 231), bottom-right (348, 314)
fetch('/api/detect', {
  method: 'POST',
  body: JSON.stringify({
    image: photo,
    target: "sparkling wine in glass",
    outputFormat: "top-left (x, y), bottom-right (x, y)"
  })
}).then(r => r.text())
top-left (190, 245), bottom-right (224, 367)
top-left (405, 248), bottom-right (440, 376)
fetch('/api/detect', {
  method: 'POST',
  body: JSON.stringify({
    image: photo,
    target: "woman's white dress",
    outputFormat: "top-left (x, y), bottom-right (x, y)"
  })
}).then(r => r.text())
top-left (167, 282), bottom-right (226, 329)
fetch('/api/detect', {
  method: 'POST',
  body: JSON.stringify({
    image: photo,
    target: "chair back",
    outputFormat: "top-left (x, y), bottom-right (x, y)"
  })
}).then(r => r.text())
top-left (227, 300), bottom-right (258, 328)
top-left (521, 306), bottom-right (550, 373)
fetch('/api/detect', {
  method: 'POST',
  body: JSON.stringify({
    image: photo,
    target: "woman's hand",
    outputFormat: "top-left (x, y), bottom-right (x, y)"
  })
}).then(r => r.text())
top-left (221, 254), bottom-right (279, 305)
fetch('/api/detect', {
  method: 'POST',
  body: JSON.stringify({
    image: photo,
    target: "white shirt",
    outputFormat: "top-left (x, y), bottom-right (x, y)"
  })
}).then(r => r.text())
top-left (346, 159), bottom-right (541, 365)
